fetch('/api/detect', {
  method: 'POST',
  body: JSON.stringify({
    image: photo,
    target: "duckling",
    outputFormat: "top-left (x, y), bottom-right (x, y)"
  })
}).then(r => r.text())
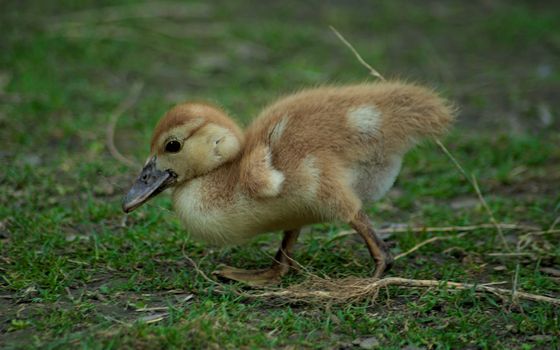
top-left (123, 81), bottom-right (455, 285)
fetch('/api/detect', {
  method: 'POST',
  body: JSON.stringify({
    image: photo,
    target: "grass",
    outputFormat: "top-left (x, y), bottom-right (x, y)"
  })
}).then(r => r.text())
top-left (1, 1), bottom-right (560, 349)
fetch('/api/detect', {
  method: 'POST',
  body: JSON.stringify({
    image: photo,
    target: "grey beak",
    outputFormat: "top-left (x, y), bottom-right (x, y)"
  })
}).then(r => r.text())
top-left (122, 157), bottom-right (177, 213)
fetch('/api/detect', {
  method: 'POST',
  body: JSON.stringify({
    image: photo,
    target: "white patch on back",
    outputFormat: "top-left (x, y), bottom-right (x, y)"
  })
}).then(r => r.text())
top-left (269, 116), bottom-right (289, 145)
top-left (260, 149), bottom-right (285, 197)
top-left (347, 105), bottom-right (381, 136)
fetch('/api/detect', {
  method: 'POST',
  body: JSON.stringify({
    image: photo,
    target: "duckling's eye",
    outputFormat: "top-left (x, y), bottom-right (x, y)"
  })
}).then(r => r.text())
top-left (165, 140), bottom-right (182, 153)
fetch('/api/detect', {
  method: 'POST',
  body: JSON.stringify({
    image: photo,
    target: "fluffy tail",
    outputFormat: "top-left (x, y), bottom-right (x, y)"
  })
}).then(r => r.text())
top-left (379, 81), bottom-right (456, 154)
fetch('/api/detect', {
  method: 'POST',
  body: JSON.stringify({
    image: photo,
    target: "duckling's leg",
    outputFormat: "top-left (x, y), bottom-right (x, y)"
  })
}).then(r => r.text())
top-left (212, 229), bottom-right (300, 286)
top-left (349, 211), bottom-right (393, 278)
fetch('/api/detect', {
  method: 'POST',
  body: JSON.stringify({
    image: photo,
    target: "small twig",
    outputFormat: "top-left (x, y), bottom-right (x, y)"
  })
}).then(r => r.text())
top-left (181, 252), bottom-right (215, 285)
top-left (68, 259), bottom-right (88, 265)
top-left (180, 242), bottom-right (226, 288)
top-left (548, 216), bottom-right (560, 232)
top-left (394, 233), bottom-right (466, 261)
top-left (65, 287), bottom-right (75, 301)
top-left (480, 281), bottom-right (507, 287)
top-left (435, 139), bottom-right (510, 250)
top-left (102, 314), bottom-right (130, 326)
top-left (119, 215), bottom-right (129, 228)
top-left (487, 252), bottom-right (535, 257)
top-left (434, 139), bottom-right (469, 179)
top-left (329, 223), bottom-right (532, 242)
top-left (511, 239), bottom-right (524, 305)
top-left (329, 26), bottom-right (385, 81)
top-left (138, 312), bottom-right (169, 324)
top-left (135, 294), bottom-right (194, 313)
top-left (106, 81), bottom-right (143, 168)
top-left (512, 261), bottom-right (521, 303)
top-left (519, 229), bottom-right (560, 240)
top-left (247, 277), bottom-right (560, 306)
top-left (135, 306), bottom-right (169, 312)
top-left (471, 175), bottom-right (509, 249)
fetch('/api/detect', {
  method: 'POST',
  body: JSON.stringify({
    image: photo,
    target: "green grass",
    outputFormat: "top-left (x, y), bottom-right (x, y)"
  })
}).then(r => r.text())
top-left (1, 1), bottom-right (560, 349)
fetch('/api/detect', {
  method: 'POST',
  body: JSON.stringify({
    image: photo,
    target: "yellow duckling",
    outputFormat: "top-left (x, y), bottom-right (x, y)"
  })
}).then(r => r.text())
top-left (123, 81), bottom-right (455, 285)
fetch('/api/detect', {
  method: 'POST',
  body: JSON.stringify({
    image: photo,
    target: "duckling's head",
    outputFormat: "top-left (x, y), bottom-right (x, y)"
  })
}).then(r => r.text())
top-left (122, 102), bottom-right (243, 213)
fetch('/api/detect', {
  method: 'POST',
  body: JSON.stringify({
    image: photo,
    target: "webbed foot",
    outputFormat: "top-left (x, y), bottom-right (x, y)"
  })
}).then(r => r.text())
top-left (212, 229), bottom-right (301, 286)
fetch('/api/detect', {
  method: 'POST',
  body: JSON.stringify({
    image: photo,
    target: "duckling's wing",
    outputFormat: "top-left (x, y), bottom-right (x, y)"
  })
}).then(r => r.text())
top-left (239, 144), bottom-right (285, 198)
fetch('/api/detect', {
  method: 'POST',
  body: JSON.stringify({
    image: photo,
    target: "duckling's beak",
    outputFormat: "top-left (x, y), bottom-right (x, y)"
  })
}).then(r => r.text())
top-left (122, 156), bottom-right (178, 213)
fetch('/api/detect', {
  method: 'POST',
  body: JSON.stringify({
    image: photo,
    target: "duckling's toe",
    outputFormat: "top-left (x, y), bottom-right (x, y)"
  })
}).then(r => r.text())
top-left (212, 265), bottom-right (285, 286)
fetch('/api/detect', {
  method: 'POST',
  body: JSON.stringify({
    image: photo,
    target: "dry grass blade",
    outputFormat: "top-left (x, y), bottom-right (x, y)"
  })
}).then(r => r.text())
top-left (246, 276), bottom-right (560, 306)
top-left (487, 252), bottom-right (535, 257)
top-left (471, 175), bottom-right (509, 249)
top-left (180, 243), bottom-right (220, 287)
top-left (180, 242), bottom-right (241, 297)
top-left (138, 312), bottom-right (169, 324)
top-left (394, 233), bottom-right (466, 261)
top-left (329, 26), bottom-right (385, 81)
top-left (106, 81), bottom-right (143, 168)
top-left (480, 281), bottom-right (507, 286)
top-left (435, 139), bottom-right (510, 250)
top-left (135, 306), bottom-right (169, 312)
top-left (329, 223), bottom-right (532, 242)
top-left (548, 216), bottom-right (560, 231)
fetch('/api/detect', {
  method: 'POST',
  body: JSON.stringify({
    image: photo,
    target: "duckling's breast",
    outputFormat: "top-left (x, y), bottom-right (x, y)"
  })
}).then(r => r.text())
top-left (172, 178), bottom-right (250, 245)
top-left (172, 177), bottom-right (311, 246)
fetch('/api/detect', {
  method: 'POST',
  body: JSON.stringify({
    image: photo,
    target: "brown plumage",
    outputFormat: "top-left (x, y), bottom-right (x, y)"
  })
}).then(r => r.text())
top-left (123, 81), bottom-right (455, 285)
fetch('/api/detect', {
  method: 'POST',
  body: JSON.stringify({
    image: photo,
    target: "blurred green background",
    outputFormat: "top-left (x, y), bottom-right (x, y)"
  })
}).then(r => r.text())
top-left (1, 1), bottom-right (559, 349)
top-left (2, 0), bottom-right (559, 152)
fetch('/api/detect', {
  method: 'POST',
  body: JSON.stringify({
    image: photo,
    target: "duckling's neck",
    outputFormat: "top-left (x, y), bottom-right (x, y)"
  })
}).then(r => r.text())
top-left (186, 159), bottom-right (242, 207)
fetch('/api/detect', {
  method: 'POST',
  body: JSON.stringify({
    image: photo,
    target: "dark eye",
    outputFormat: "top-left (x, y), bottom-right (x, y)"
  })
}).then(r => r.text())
top-left (165, 140), bottom-right (182, 153)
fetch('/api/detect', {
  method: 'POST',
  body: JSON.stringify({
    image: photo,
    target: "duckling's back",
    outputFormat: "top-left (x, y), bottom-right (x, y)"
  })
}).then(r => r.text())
top-left (248, 81), bottom-right (453, 154)
top-left (239, 81), bottom-right (454, 220)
